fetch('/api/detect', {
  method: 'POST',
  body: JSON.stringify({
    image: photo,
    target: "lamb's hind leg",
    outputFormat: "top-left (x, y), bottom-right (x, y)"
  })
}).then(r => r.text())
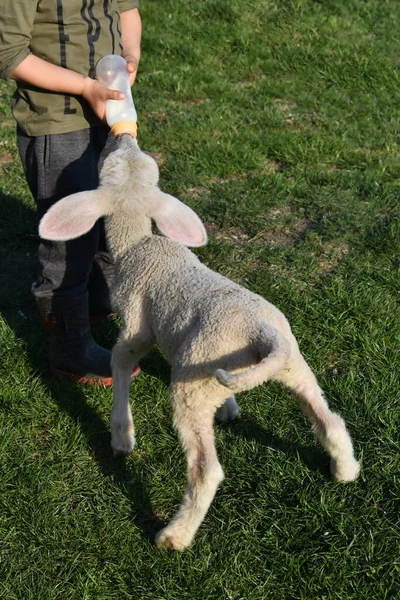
top-left (277, 351), bottom-right (360, 482)
top-left (156, 382), bottom-right (224, 550)
top-left (111, 331), bottom-right (151, 456)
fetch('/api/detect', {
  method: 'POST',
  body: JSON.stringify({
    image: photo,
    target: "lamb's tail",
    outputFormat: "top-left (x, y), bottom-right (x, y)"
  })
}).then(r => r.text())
top-left (215, 322), bottom-right (290, 394)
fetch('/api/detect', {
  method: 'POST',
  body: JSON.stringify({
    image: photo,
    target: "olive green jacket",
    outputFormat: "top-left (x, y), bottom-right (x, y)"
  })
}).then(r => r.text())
top-left (0, 0), bottom-right (139, 136)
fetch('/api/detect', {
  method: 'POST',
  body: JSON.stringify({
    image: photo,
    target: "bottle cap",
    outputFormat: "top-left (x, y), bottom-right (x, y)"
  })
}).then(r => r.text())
top-left (110, 120), bottom-right (138, 138)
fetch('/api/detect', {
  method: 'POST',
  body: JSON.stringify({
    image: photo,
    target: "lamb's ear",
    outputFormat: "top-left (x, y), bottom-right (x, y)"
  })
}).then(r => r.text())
top-left (151, 192), bottom-right (208, 247)
top-left (39, 190), bottom-right (111, 241)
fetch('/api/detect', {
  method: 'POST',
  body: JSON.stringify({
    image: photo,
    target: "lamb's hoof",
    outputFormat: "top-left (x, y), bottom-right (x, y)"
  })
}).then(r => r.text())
top-left (111, 431), bottom-right (135, 457)
top-left (216, 396), bottom-right (240, 424)
top-left (331, 457), bottom-right (361, 482)
top-left (155, 528), bottom-right (190, 551)
top-left (112, 446), bottom-right (133, 458)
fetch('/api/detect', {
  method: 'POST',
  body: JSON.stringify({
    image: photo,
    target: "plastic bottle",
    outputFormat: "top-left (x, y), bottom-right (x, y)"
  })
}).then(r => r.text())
top-left (96, 54), bottom-right (137, 137)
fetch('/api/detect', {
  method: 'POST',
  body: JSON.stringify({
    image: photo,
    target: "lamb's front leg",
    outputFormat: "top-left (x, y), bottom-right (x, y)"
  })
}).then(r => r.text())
top-left (156, 382), bottom-right (224, 550)
top-left (111, 333), bottom-right (151, 456)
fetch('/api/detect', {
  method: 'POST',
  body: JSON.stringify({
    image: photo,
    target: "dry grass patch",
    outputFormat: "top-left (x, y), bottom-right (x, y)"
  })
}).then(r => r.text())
top-left (144, 151), bottom-right (165, 167)
top-left (274, 98), bottom-right (298, 123)
top-left (0, 151), bottom-right (13, 171)
top-left (207, 208), bottom-right (312, 248)
top-left (310, 242), bottom-right (350, 273)
top-left (262, 158), bottom-right (287, 174)
top-left (206, 173), bottom-right (248, 185)
top-left (183, 185), bottom-right (211, 200)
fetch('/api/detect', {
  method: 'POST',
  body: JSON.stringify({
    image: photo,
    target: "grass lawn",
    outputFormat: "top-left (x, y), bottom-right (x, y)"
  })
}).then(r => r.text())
top-left (0, 0), bottom-right (399, 598)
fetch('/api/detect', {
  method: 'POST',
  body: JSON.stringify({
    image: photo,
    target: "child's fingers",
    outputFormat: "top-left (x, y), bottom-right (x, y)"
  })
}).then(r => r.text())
top-left (124, 54), bottom-right (139, 74)
top-left (107, 89), bottom-right (125, 101)
top-left (127, 62), bottom-right (137, 73)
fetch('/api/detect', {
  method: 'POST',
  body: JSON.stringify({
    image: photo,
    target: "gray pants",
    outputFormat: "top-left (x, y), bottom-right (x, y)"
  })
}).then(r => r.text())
top-left (17, 126), bottom-right (117, 298)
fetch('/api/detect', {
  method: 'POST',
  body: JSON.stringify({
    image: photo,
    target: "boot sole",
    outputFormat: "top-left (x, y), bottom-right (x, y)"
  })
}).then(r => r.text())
top-left (51, 363), bottom-right (141, 386)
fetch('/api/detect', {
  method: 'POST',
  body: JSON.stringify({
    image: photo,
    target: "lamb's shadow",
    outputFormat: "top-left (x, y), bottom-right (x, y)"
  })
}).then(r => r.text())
top-left (220, 414), bottom-right (330, 478)
top-left (133, 347), bottom-right (171, 387)
top-left (42, 374), bottom-right (167, 540)
top-left (0, 188), bottom-right (166, 541)
top-left (6, 308), bottom-right (167, 540)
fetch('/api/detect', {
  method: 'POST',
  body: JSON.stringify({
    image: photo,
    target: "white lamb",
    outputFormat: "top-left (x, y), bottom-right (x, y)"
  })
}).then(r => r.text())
top-left (39, 134), bottom-right (360, 551)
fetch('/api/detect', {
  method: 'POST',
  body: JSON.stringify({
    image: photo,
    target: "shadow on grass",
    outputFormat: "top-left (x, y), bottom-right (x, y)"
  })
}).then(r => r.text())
top-left (220, 415), bottom-right (330, 479)
top-left (40, 370), bottom-right (167, 541)
top-left (5, 302), bottom-right (168, 540)
top-left (0, 189), bottom-right (167, 542)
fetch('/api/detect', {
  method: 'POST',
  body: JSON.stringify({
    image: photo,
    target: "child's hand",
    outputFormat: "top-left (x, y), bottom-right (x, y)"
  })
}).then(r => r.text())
top-left (123, 54), bottom-right (139, 87)
top-left (81, 77), bottom-right (125, 121)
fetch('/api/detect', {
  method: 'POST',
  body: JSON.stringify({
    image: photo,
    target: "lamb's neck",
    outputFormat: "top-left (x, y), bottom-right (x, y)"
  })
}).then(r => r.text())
top-left (105, 212), bottom-right (152, 262)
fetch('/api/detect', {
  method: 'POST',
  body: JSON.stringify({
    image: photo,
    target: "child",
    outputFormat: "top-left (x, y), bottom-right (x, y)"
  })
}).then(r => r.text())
top-left (0, 1), bottom-right (141, 385)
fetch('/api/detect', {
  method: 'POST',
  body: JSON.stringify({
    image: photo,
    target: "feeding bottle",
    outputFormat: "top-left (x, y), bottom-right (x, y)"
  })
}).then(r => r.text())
top-left (96, 54), bottom-right (138, 137)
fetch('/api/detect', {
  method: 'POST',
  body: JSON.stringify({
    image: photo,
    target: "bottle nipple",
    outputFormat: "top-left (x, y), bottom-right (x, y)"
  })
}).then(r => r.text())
top-left (96, 54), bottom-right (138, 137)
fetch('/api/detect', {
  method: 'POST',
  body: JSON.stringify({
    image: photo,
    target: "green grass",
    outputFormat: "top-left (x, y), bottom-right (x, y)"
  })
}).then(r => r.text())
top-left (0, 1), bottom-right (399, 598)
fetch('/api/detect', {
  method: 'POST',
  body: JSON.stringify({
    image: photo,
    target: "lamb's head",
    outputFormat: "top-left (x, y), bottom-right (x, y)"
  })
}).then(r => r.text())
top-left (100, 134), bottom-right (160, 193)
top-left (39, 135), bottom-right (208, 248)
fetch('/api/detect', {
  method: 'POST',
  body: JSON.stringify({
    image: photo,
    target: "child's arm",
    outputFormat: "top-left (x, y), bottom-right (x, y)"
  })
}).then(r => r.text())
top-left (0, 0), bottom-right (141, 121)
top-left (120, 8), bottom-right (142, 86)
top-left (0, 2), bottom-right (123, 121)
top-left (9, 56), bottom-right (125, 122)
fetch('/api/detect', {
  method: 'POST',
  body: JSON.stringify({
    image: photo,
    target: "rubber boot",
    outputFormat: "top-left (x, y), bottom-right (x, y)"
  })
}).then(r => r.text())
top-left (36, 292), bottom-right (139, 386)
top-left (88, 252), bottom-right (117, 320)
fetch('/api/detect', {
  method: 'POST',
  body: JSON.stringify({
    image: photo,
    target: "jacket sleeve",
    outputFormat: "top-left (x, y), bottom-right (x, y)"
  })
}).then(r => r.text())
top-left (0, 1), bottom-right (38, 79)
top-left (117, 0), bottom-right (140, 13)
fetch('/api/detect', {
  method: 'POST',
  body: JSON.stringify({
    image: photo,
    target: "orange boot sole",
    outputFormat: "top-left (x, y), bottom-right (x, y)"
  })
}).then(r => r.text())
top-left (50, 363), bottom-right (141, 386)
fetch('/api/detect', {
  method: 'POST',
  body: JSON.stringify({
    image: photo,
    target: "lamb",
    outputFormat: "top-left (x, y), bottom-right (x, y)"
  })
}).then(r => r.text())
top-left (39, 134), bottom-right (361, 551)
